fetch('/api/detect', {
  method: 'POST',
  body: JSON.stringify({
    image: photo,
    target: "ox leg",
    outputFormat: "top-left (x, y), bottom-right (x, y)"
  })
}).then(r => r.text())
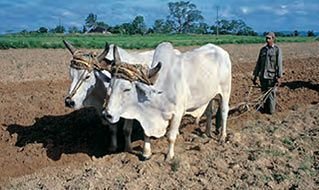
top-left (108, 123), bottom-right (118, 153)
top-left (142, 135), bottom-right (152, 160)
top-left (219, 97), bottom-right (229, 143)
top-left (195, 116), bottom-right (201, 125)
top-left (215, 105), bottom-right (221, 135)
top-left (205, 100), bottom-right (214, 137)
top-left (166, 114), bottom-right (182, 161)
top-left (123, 119), bottom-right (133, 152)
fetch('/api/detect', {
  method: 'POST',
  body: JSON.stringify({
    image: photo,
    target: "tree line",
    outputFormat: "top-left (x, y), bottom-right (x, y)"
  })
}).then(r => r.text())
top-left (19, 1), bottom-right (316, 37)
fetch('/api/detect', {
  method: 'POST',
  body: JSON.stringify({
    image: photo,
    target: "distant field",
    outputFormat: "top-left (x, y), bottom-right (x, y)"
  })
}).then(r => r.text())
top-left (0, 33), bottom-right (317, 49)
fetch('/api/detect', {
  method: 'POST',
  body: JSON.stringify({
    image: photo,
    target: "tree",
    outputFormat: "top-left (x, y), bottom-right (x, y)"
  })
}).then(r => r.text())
top-left (212, 19), bottom-right (256, 35)
top-left (167, 1), bottom-right (204, 33)
top-left (153, 19), bottom-right (173, 33)
top-left (96, 21), bottom-right (109, 29)
top-left (109, 23), bottom-right (132, 34)
top-left (82, 25), bottom-right (87, 33)
top-left (85, 13), bottom-right (97, 30)
top-left (20, 29), bottom-right (28, 34)
top-left (38, 27), bottom-right (48, 33)
top-left (307, 30), bottom-right (315, 37)
top-left (51, 25), bottom-right (65, 33)
top-left (68, 26), bottom-right (81, 33)
top-left (213, 19), bottom-right (231, 34)
top-left (131, 16), bottom-right (147, 35)
top-left (292, 30), bottom-right (299, 37)
top-left (194, 22), bottom-right (210, 34)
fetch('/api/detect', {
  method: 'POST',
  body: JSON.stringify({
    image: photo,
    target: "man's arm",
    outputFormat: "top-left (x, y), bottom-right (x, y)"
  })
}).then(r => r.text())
top-left (252, 49), bottom-right (262, 85)
top-left (277, 47), bottom-right (283, 78)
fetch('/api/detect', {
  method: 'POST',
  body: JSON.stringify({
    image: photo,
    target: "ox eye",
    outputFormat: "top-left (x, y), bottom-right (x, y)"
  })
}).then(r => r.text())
top-left (123, 88), bottom-right (131, 92)
top-left (84, 75), bottom-right (90, 80)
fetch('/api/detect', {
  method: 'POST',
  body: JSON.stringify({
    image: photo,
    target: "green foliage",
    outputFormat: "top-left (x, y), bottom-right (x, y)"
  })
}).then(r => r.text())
top-left (170, 158), bottom-right (180, 172)
top-left (68, 26), bottom-right (81, 34)
top-left (85, 13), bottom-right (97, 29)
top-left (131, 16), bottom-right (147, 35)
top-left (307, 30), bottom-right (315, 37)
top-left (0, 33), bottom-right (315, 49)
top-left (38, 27), bottom-right (48, 33)
top-left (212, 19), bottom-right (257, 36)
top-left (167, 1), bottom-right (204, 33)
top-left (51, 25), bottom-right (65, 33)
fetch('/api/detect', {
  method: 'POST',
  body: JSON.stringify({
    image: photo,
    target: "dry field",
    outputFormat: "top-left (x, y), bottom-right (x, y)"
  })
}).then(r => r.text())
top-left (0, 42), bottom-right (318, 189)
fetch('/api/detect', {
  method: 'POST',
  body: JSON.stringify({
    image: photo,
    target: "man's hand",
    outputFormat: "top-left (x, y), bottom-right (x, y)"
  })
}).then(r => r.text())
top-left (252, 76), bottom-right (258, 86)
top-left (276, 77), bottom-right (282, 86)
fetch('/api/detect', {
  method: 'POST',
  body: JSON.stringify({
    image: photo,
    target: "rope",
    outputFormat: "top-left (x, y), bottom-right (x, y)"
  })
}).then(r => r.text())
top-left (70, 51), bottom-right (103, 71)
top-left (111, 63), bottom-right (152, 85)
top-left (228, 85), bottom-right (279, 119)
top-left (66, 51), bottom-right (103, 99)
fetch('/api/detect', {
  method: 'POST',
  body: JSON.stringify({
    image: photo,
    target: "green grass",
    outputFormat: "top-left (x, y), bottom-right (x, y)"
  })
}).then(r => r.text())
top-left (0, 33), bottom-right (316, 49)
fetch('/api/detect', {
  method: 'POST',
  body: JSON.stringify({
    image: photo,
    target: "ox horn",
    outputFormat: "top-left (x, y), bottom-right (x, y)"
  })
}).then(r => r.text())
top-left (113, 45), bottom-right (122, 64)
top-left (97, 42), bottom-right (110, 62)
top-left (148, 62), bottom-right (162, 78)
top-left (63, 40), bottom-right (76, 54)
top-left (148, 62), bottom-right (162, 84)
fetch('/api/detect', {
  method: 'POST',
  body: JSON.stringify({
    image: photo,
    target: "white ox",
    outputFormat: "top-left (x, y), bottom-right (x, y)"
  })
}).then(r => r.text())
top-left (103, 42), bottom-right (232, 160)
top-left (63, 40), bottom-right (155, 152)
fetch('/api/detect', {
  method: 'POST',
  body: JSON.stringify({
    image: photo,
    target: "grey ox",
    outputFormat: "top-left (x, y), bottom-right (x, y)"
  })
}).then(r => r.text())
top-left (63, 40), bottom-right (154, 152)
top-left (102, 42), bottom-right (232, 160)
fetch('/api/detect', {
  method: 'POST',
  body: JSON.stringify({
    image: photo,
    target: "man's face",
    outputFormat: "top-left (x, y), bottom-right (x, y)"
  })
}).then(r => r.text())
top-left (266, 36), bottom-right (274, 45)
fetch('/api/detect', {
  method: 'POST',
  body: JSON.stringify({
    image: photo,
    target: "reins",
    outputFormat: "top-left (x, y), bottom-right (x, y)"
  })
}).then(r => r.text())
top-left (66, 51), bottom-right (103, 99)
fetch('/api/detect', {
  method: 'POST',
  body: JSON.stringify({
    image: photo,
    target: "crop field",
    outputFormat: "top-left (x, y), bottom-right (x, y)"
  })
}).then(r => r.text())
top-left (0, 41), bottom-right (318, 189)
top-left (0, 33), bottom-right (317, 49)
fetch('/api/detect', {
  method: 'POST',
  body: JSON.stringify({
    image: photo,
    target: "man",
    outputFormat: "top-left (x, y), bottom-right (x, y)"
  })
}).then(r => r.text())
top-left (252, 32), bottom-right (283, 114)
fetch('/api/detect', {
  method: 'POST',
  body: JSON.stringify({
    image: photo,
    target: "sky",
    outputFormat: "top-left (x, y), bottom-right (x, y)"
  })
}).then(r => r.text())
top-left (0, 0), bottom-right (318, 34)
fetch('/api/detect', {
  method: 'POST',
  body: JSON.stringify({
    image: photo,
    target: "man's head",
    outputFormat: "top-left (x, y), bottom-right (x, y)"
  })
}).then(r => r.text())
top-left (265, 32), bottom-right (276, 46)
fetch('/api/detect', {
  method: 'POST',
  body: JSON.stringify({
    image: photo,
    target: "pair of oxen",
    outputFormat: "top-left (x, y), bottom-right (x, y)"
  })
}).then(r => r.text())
top-left (63, 40), bottom-right (232, 161)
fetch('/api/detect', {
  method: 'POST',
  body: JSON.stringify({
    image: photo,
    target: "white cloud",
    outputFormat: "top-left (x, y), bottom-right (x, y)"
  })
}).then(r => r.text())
top-left (1, 0), bottom-right (319, 34)
top-left (240, 6), bottom-right (250, 14)
top-left (61, 10), bottom-right (74, 17)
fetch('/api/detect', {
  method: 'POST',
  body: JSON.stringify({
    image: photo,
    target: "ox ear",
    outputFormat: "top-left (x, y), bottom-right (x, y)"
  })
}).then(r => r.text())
top-left (113, 45), bottom-right (121, 64)
top-left (97, 42), bottom-right (110, 62)
top-left (135, 81), bottom-right (162, 100)
top-left (63, 40), bottom-right (76, 55)
top-left (95, 70), bottom-right (111, 88)
top-left (148, 62), bottom-right (162, 84)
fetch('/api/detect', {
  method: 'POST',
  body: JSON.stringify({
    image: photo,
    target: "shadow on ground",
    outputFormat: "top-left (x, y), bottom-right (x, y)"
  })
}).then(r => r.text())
top-left (281, 80), bottom-right (319, 92)
top-left (6, 107), bottom-right (143, 161)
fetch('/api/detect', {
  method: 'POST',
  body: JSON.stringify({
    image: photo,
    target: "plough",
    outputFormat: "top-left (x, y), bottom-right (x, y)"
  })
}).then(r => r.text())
top-left (227, 85), bottom-right (280, 119)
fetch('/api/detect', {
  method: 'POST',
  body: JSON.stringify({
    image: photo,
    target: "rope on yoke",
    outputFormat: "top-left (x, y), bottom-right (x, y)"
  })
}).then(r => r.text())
top-left (111, 63), bottom-right (152, 85)
top-left (70, 50), bottom-right (111, 71)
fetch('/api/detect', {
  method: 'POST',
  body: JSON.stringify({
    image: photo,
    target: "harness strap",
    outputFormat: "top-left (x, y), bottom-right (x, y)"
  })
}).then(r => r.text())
top-left (66, 70), bottom-right (87, 99)
top-left (67, 53), bottom-right (97, 99)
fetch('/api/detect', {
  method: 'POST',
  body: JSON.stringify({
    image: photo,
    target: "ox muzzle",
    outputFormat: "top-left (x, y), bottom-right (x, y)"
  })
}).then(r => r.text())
top-left (102, 108), bottom-right (119, 124)
top-left (65, 96), bottom-right (75, 108)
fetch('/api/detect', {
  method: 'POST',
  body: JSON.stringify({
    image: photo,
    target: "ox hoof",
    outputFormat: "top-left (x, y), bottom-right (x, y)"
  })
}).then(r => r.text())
top-left (140, 154), bottom-right (152, 161)
top-left (218, 137), bottom-right (226, 144)
top-left (165, 154), bottom-right (174, 162)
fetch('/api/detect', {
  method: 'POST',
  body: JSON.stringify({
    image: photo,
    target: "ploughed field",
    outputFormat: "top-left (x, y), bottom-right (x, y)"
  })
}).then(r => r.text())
top-left (0, 42), bottom-right (318, 189)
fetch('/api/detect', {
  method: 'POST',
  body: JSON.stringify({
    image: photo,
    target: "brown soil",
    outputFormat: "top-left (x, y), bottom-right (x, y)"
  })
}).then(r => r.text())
top-left (0, 42), bottom-right (318, 189)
